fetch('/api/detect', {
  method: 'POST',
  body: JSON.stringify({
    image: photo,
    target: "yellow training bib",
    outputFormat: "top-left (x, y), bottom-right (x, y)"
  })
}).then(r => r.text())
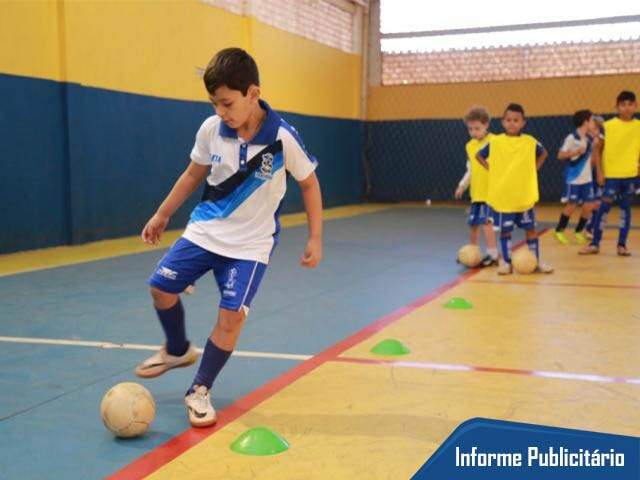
top-left (486, 134), bottom-right (539, 213)
top-left (603, 118), bottom-right (640, 179)
top-left (465, 133), bottom-right (493, 202)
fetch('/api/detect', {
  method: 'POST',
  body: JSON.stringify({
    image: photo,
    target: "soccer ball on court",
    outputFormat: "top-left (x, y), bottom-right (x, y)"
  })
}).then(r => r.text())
top-left (100, 382), bottom-right (156, 438)
top-left (457, 244), bottom-right (482, 268)
top-left (512, 248), bottom-right (537, 274)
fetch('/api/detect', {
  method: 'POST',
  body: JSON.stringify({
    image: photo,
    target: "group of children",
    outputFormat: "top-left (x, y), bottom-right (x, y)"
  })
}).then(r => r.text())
top-left (456, 91), bottom-right (640, 274)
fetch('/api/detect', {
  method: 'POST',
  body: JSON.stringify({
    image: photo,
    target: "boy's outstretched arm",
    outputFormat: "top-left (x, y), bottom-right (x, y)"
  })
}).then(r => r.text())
top-left (141, 161), bottom-right (210, 245)
top-left (298, 171), bottom-right (323, 268)
top-left (536, 147), bottom-right (548, 170)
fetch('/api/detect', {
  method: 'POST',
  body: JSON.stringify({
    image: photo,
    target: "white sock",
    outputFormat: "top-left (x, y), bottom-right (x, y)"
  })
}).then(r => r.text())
top-left (487, 247), bottom-right (498, 259)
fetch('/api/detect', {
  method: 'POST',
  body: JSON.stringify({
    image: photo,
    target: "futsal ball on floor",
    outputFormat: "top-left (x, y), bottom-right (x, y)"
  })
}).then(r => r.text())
top-left (512, 248), bottom-right (537, 274)
top-left (100, 382), bottom-right (155, 438)
top-left (458, 244), bottom-right (482, 268)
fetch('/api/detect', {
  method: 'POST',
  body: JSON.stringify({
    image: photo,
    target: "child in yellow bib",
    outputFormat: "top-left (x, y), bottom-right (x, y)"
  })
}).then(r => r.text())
top-left (455, 106), bottom-right (498, 266)
top-left (477, 104), bottom-right (553, 275)
top-left (581, 91), bottom-right (640, 256)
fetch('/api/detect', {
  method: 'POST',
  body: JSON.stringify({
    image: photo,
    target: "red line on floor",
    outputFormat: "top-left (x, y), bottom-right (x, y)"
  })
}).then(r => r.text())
top-left (107, 269), bottom-right (482, 479)
top-left (332, 357), bottom-right (640, 385)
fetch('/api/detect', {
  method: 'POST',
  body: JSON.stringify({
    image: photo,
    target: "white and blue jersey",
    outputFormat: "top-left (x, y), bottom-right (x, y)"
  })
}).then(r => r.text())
top-left (559, 131), bottom-right (594, 204)
top-left (149, 100), bottom-right (317, 312)
top-left (184, 100), bottom-right (317, 264)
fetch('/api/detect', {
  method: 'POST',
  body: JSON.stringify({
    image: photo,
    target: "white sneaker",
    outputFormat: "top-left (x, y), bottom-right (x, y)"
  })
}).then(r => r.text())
top-left (497, 261), bottom-right (513, 275)
top-left (185, 385), bottom-right (217, 427)
top-left (535, 262), bottom-right (554, 274)
top-left (134, 343), bottom-right (198, 378)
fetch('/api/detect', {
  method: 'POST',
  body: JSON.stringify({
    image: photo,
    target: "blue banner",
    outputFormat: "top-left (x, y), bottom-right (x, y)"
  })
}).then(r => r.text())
top-left (412, 418), bottom-right (640, 479)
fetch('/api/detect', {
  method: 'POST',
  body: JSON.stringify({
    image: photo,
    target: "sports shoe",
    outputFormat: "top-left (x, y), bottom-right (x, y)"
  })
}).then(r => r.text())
top-left (535, 262), bottom-right (554, 274)
top-left (135, 343), bottom-right (199, 378)
top-left (579, 245), bottom-right (599, 255)
top-left (497, 261), bottom-right (513, 275)
top-left (480, 254), bottom-right (499, 267)
top-left (554, 231), bottom-right (569, 245)
top-left (574, 232), bottom-right (588, 245)
top-left (617, 246), bottom-right (631, 257)
top-left (185, 385), bottom-right (217, 427)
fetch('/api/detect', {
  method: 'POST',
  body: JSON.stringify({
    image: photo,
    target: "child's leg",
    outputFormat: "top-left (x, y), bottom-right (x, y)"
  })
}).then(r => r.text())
top-left (525, 228), bottom-right (539, 260)
top-left (470, 225), bottom-right (480, 245)
top-left (575, 203), bottom-right (593, 232)
top-left (499, 233), bottom-right (512, 263)
top-left (590, 198), bottom-right (613, 247)
top-left (190, 308), bottom-right (243, 393)
top-left (145, 238), bottom-right (213, 359)
top-left (151, 288), bottom-right (189, 356)
top-left (190, 258), bottom-right (267, 394)
top-left (482, 223), bottom-right (498, 259)
top-left (555, 203), bottom-right (576, 232)
top-left (618, 188), bottom-right (631, 249)
top-left (586, 200), bottom-right (600, 233)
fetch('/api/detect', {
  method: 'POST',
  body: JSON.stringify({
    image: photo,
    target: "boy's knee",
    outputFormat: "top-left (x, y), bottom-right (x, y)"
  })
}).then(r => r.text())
top-left (217, 309), bottom-right (245, 334)
top-left (150, 287), bottom-right (178, 309)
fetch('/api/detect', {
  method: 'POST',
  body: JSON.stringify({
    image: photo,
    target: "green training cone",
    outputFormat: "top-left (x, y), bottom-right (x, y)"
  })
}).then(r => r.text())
top-left (370, 338), bottom-right (410, 356)
top-left (444, 297), bottom-right (473, 309)
top-left (230, 427), bottom-right (290, 456)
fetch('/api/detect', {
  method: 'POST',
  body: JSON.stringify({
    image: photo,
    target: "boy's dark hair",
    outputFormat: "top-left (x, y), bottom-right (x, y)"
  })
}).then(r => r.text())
top-left (504, 103), bottom-right (525, 117)
top-left (573, 109), bottom-right (592, 128)
top-left (616, 90), bottom-right (636, 104)
top-left (203, 48), bottom-right (259, 96)
top-left (464, 106), bottom-right (490, 124)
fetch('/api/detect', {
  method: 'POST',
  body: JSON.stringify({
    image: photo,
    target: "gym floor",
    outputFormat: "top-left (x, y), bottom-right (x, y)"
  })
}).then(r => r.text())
top-left (0, 204), bottom-right (638, 479)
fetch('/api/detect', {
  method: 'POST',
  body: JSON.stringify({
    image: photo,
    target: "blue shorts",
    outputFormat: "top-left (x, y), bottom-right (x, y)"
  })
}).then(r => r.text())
top-left (492, 208), bottom-right (536, 234)
top-left (561, 183), bottom-right (594, 204)
top-left (602, 178), bottom-right (635, 201)
top-left (467, 202), bottom-right (492, 226)
top-left (148, 238), bottom-right (267, 312)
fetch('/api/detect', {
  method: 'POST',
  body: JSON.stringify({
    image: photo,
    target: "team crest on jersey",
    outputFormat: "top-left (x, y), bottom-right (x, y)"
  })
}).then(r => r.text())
top-left (256, 153), bottom-right (274, 180)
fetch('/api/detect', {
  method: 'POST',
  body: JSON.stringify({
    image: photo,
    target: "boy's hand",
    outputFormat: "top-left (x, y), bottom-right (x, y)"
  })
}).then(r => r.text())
top-left (597, 171), bottom-right (605, 187)
top-left (454, 186), bottom-right (464, 199)
top-left (300, 236), bottom-right (322, 268)
top-left (141, 213), bottom-right (169, 245)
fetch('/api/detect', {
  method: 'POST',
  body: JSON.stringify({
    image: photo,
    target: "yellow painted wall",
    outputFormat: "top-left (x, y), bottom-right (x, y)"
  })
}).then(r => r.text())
top-left (367, 74), bottom-right (640, 120)
top-left (0, 0), bottom-right (63, 81)
top-left (0, 0), bottom-right (362, 119)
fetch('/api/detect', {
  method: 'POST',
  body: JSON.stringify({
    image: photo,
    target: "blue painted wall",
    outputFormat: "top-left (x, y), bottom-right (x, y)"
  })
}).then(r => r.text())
top-left (0, 74), bottom-right (364, 253)
top-left (0, 74), bottom-right (69, 252)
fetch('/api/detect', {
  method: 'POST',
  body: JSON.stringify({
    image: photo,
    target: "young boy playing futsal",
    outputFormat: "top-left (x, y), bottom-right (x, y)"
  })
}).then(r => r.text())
top-left (581, 90), bottom-right (640, 256)
top-left (477, 103), bottom-right (553, 275)
top-left (454, 106), bottom-right (498, 266)
top-left (135, 48), bottom-right (323, 427)
top-left (553, 110), bottom-right (597, 245)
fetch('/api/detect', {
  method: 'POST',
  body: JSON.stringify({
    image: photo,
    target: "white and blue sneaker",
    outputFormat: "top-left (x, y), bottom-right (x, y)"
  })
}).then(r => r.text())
top-left (185, 385), bottom-right (216, 427)
top-left (134, 343), bottom-right (198, 378)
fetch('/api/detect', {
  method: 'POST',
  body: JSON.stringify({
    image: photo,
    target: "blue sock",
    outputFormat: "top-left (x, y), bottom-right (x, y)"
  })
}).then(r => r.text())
top-left (156, 299), bottom-right (189, 356)
top-left (591, 201), bottom-right (611, 246)
top-left (500, 235), bottom-right (512, 263)
top-left (527, 238), bottom-right (540, 260)
top-left (586, 210), bottom-right (597, 233)
top-left (189, 339), bottom-right (232, 393)
top-left (618, 197), bottom-right (631, 247)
